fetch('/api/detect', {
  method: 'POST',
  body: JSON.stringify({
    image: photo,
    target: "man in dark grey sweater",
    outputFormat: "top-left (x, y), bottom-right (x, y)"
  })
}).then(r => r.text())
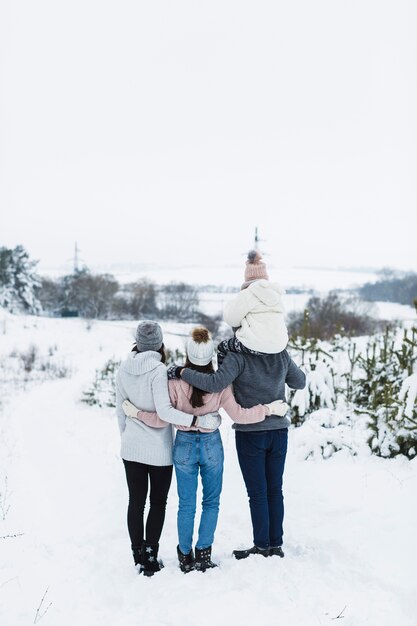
top-left (180, 347), bottom-right (306, 559)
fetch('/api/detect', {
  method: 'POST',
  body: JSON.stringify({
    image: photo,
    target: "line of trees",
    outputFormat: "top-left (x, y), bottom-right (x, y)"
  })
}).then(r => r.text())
top-left (39, 271), bottom-right (202, 321)
top-left (0, 245), bottom-right (220, 328)
top-left (287, 292), bottom-right (378, 340)
top-left (359, 271), bottom-right (417, 306)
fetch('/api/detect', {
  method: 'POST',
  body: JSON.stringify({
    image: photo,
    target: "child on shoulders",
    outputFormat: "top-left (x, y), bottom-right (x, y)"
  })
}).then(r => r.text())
top-left (218, 250), bottom-right (288, 364)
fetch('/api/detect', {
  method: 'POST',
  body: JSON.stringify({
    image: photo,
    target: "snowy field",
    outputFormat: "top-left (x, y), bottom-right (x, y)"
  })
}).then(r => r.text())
top-left (1, 312), bottom-right (417, 626)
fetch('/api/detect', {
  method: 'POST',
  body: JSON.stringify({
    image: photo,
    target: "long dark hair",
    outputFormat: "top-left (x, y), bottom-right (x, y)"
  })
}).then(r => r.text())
top-left (184, 358), bottom-right (215, 408)
top-left (132, 343), bottom-right (167, 364)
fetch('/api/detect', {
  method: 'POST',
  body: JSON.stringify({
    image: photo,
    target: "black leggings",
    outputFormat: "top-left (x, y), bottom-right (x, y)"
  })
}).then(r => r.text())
top-left (123, 459), bottom-right (173, 547)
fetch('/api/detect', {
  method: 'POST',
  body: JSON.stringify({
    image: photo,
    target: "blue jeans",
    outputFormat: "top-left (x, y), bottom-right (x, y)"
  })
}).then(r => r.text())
top-left (235, 429), bottom-right (288, 549)
top-left (173, 429), bottom-right (224, 555)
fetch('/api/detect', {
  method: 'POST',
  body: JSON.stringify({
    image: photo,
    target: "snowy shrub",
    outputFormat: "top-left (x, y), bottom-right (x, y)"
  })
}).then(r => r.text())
top-left (20, 345), bottom-right (38, 373)
top-left (0, 347), bottom-right (71, 392)
top-left (352, 327), bottom-right (417, 459)
top-left (38, 360), bottom-right (71, 380)
top-left (82, 358), bottom-right (120, 408)
top-left (0, 245), bottom-right (41, 314)
top-left (291, 360), bottom-right (335, 426)
top-left (397, 374), bottom-right (417, 423)
top-left (287, 336), bottom-right (337, 426)
top-left (292, 409), bottom-right (368, 460)
top-left (289, 324), bottom-right (417, 460)
top-left (82, 348), bottom-right (185, 408)
top-left (0, 475), bottom-right (11, 521)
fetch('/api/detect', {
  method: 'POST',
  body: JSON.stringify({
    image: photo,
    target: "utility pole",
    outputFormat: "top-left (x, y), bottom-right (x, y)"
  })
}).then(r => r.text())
top-left (254, 226), bottom-right (266, 251)
top-left (74, 242), bottom-right (80, 273)
top-left (254, 227), bottom-right (260, 251)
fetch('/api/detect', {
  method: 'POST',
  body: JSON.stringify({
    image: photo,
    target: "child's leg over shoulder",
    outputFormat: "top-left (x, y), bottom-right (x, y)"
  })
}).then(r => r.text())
top-left (216, 337), bottom-right (247, 365)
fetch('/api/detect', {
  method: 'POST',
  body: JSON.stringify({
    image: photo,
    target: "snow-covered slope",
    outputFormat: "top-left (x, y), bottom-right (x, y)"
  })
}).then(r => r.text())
top-left (1, 314), bottom-right (416, 626)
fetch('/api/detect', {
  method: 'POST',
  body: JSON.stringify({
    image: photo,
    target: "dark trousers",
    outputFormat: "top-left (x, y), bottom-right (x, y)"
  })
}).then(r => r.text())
top-left (123, 459), bottom-right (173, 547)
top-left (235, 429), bottom-right (288, 549)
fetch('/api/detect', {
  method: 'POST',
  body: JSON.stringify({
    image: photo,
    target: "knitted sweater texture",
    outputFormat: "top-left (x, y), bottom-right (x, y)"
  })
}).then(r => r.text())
top-left (136, 379), bottom-right (269, 431)
top-left (115, 351), bottom-right (194, 466)
top-left (181, 349), bottom-right (306, 432)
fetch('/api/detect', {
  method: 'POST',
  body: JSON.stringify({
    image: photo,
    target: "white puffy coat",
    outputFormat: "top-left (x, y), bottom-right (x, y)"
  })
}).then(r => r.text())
top-left (223, 279), bottom-right (289, 353)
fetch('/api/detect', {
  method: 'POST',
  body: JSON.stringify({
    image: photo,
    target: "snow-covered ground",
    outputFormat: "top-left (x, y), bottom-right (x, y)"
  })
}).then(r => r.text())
top-left (1, 313), bottom-right (417, 626)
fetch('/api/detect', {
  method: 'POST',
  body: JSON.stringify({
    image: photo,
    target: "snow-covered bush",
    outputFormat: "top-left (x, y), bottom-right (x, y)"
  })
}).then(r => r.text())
top-left (0, 346), bottom-right (71, 391)
top-left (82, 348), bottom-right (185, 408)
top-left (82, 358), bottom-right (120, 408)
top-left (292, 409), bottom-right (369, 460)
top-left (0, 245), bottom-right (41, 314)
top-left (290, 360), bottom-right (336, 426)
top-left (352, 327), bottom-right (417, 459)
top-left (287, 336), bottom-right (337, 426)
top-left (288, 324), bottom-right (417, 459)
top-left (395, 374), bottom-right (417, 457)
top-left (0, 475), bottom-right (11, 521)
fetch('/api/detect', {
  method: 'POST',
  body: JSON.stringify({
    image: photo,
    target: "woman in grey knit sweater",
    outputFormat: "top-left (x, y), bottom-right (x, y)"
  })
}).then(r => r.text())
top-left (115, 320), bottom-right (220, 577)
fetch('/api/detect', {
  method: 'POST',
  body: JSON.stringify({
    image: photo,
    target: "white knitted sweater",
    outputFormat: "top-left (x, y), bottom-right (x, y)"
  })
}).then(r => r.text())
top-left (115, 351), bottom-right (194, 466)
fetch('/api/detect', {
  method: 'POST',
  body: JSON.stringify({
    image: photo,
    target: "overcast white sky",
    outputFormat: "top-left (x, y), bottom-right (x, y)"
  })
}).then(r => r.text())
top-left (1, 1), bottom-right (416, 274)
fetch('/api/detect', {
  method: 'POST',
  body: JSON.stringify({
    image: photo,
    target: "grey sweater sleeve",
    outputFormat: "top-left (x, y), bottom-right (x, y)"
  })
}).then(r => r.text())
top-left (115, 376), bottom-right (128, 435)
top-left (285, 357), bottom-right (306, 389)
top-left (151, 369), bottom-right (194, 427)
top-left (181, 352), bottom-right (243, 393)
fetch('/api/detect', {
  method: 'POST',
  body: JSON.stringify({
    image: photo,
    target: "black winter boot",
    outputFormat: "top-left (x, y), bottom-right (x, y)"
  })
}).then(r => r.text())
top-left (177, 545), bottom-right (195, 573)
top-left (232, 545), bottom-right (270, 560)
top-left (194, 546), bottom-right (217, 572)
top-left (131, 545), bottom-right (143, 571)
top-left (269, 546), bottom-right (285, 558)
top-left (141, 542), bottom-right (163, 577)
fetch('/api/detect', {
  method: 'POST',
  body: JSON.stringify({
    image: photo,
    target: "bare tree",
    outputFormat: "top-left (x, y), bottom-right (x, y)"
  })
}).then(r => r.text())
top-left (158, 282), bottom-right (199, 321)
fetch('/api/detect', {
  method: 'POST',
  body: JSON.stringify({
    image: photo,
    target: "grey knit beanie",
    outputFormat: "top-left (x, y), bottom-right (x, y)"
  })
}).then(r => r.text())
top-left (135, 321), bottom-right (163, 352)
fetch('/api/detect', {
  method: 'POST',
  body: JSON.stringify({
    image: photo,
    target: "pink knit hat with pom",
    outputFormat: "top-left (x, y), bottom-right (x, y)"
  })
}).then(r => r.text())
top-left (241, 250), bottom-right (269, 289)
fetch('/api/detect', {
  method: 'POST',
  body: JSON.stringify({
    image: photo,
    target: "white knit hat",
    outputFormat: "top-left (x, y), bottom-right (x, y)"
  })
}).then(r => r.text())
top-left (186, 327), bottom-right (214, 366)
